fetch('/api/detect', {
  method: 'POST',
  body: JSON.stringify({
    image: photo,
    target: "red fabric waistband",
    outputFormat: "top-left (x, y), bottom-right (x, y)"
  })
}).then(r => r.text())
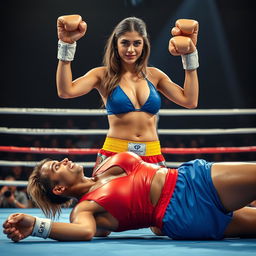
top-left (153, 168), bottom-right (178, 229)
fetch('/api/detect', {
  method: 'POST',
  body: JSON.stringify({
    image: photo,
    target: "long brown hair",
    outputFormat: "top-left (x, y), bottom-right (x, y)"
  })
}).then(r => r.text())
top-left (102, 17), bottom-right (150, 97)
top-left (27, 158), bottom-right (72, 219)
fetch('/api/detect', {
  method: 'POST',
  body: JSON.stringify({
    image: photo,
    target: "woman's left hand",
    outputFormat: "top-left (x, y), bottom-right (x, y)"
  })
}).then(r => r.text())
top-left (169, 19), bottom-right (199, 55)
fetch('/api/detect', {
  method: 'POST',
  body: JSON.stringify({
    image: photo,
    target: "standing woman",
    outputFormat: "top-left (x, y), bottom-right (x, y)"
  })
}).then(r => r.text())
top-left (56, 15), bottom-right (199, 168)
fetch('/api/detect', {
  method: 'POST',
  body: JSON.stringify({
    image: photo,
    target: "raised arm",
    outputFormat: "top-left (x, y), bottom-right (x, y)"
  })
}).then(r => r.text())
top-left (156, 19), bottom-right (199, 109)
top-left (56, 15), bottom-right (103, 99)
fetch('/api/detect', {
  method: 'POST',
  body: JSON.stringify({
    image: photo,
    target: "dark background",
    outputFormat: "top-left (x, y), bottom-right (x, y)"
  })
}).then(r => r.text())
top-left (1, 0), bottom-right (255, 109)
top-left (0, 0), bottom-right (255, 177)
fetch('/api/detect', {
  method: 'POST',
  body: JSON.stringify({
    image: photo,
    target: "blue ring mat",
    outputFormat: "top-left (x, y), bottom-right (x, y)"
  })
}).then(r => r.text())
top-left (1, 208), bottom-right (255, 256)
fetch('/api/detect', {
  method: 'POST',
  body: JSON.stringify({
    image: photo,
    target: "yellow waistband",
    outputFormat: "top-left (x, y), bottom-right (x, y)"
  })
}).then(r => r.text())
top-left (102, 137), bottom-right (161, 156)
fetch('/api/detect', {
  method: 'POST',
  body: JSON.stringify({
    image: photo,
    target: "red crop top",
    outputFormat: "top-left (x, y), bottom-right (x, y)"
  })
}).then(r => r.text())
top-left (79, 152), bottom-right (178, 231)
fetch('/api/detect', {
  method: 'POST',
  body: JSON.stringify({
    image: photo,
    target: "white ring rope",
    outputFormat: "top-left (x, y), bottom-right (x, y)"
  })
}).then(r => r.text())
top-left (0, 160), bottom-right (180, 168)
top-left (0, 160), bottom-right (181, 187)
top-left (0, 127), bottom-right (256, 135)
top-left (0, 107), bottom-right (256, 116)
top-left (1, 161), bottom-right (255, 187)
top-left (0, 107), bottom-right (255, 186)
top-left (0, 180), bottom-right (28, 186)
top-left (0, 160), bottom-right (95, 168)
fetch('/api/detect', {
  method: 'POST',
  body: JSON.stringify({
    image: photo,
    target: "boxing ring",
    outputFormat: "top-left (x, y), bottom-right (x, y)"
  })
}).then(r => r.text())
top-left (0, 107), bottom-right (256, 256)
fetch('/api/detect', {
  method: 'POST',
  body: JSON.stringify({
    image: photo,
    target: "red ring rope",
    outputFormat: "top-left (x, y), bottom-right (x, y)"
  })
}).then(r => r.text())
top-left (0, 146), bottom-right (255, 155)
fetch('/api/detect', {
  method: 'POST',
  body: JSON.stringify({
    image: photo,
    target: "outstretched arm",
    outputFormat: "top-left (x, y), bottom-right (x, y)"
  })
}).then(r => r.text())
top-left (3, 212), bottom-right (97, 242)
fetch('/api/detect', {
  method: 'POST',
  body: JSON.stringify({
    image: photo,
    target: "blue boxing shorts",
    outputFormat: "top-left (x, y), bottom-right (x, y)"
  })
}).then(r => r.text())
top-left (162, 159), bottom-right (233, 240)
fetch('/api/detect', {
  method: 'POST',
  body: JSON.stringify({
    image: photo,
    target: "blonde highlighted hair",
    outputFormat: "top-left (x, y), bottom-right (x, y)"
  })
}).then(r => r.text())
top-left (102, 17), bottom-right (150, 97)
top-left (27, 158), bottom-right (72, 219)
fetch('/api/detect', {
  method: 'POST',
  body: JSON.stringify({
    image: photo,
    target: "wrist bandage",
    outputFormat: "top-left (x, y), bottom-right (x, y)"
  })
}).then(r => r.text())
top-left (31, 217), bottom-right (52, 239)
top-left (181, 49), bottom-right (199, 70)
top-left (57, 40), bottom-right (77, 61)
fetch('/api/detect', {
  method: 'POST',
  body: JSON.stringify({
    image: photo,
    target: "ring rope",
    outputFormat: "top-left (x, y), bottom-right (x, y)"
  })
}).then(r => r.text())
top-left (1, 159), bottom-right (255, 186)
top-left (0, 107), bottom-right (256, 116)
top-left (0, 160), bottom-right (181, 168)
top-left (0, 180), bottom-right (28, 186)
top-left (1, 107), bottom-right (255, 185)
top-left (0, 146), bottom-right (255, 155)
top-left (0, 160), bottom-right (95, 168)
top-left (0, 146), bottom-right (98, 155)
top-left (1, 127), bottom-right (256, 135)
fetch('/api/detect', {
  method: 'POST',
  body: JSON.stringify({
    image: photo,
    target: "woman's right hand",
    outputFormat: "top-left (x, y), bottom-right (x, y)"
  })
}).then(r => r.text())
top-left (2, 213), bottom-right (36, 242)
top-left (57, 15), bottom-right (87, 44)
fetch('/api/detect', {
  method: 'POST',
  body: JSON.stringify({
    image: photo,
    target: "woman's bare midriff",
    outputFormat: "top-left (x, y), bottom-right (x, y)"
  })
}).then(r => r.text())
top-left (150, 168), bottom-right (168, 206)
top-left (107, 112), bottom-right (159, 141)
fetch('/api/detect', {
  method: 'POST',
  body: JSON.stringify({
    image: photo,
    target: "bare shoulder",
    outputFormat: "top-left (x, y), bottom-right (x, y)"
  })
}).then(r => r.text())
top-left (147, 67), bottom-right (167, 77)
top-left (86, 66), bottom-right (106, 79)
top-left (81, 66), bottom-right (106, 92)
top-left (146, 67), bottom-right (168, 87)
top-left (70, 200), bottom-right (105, 221)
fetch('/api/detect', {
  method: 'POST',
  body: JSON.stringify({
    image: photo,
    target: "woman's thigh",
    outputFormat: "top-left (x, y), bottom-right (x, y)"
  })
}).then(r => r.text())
top-left (211, 162), bottom-right (256, 211)
top-left (224, 207), bottom-right (256, 237)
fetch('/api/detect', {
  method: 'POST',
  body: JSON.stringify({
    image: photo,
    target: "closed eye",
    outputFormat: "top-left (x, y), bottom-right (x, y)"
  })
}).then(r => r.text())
top-left (52, 162), bottom-right (60, 171)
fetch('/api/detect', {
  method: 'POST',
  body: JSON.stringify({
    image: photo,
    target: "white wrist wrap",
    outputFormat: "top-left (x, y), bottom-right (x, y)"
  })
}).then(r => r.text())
top-left (31, 217), bottom-right (52, 239)
top-left (181, 49), bottom-right (199, 70)
top-left (57, 40), bottom-right (77, 61)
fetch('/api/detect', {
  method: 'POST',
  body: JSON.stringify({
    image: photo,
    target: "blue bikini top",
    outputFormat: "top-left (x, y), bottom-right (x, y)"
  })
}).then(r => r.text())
top-left (106, 78), bottom-right (161, 115)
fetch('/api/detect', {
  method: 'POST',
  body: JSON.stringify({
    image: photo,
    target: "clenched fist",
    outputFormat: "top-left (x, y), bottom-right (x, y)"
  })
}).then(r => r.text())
top-left (57, 15), bottom-right (87, 44)
top-left (169, 19), bottom-right (199, 56)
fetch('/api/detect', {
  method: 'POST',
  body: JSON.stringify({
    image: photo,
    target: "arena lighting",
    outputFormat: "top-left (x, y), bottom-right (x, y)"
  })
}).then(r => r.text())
top-left (124, 0), bottom-right (145, 7)
top-left (150, 0), bottom-right (244, 107)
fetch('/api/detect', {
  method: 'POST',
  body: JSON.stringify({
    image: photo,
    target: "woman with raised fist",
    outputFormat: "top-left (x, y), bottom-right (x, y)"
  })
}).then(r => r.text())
top-left (56, 15), bottom-right (199, 169)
